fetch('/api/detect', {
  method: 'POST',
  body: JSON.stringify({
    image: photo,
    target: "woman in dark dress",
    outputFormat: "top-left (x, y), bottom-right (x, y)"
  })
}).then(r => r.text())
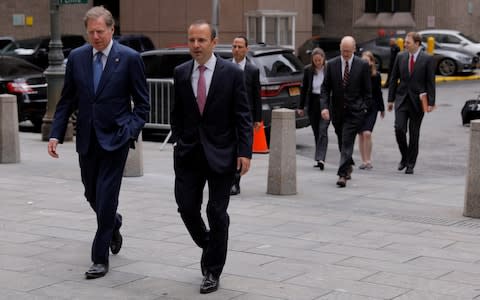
top-left (297, 48), bottom-right (329, 170)
top-left (358, 51), bottom-right (385, 170)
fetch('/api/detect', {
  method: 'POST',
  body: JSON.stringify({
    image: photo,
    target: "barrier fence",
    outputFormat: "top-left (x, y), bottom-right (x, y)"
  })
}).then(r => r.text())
top-left (145, 78), bottom-right (173, 149)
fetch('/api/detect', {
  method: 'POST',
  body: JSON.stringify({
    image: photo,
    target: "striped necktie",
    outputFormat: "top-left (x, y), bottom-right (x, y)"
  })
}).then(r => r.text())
top-left (343, 60), bottom-right (349, 87)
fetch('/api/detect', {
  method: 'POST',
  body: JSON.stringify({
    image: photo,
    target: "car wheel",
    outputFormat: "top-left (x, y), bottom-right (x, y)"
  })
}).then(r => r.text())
top-left (437, 58), bottom-right (456, 76)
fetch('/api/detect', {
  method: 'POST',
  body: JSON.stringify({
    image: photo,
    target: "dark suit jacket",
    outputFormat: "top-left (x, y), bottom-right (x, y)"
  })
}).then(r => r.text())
top-left (299, 64), bottom-right (325, 109)
top-left (50, 41), bottom-right (150, 154)
top-left (388, 50), bottom-right (435, 111)
top-left (244, 60), bottom-right (262, 122)
top-left (171, 56), bottom-right (253, 174)
top-left (320, 56), bottom-right (372, 122)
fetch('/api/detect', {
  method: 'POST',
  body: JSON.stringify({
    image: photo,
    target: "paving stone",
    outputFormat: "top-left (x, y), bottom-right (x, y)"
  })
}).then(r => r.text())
top-left (0, 269), bottom-right (62, 292)
top-left (312, 244), bottom-right (417, 263)
top-left (335, 257), bottom-right (449, 279)
top-left (363, 272), bottom-right (480, 298)
top-left (392, 291), bottom-right (469, 300)
top-left (315, 291), bottom-right (383, 300)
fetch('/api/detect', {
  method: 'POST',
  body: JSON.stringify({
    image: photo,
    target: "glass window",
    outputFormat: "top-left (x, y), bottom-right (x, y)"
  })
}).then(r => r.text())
top-left (365, 0), bottom-right (411, 13)
top-left (444, 35), bottom-right (461, 44)
top-left (246, 12), bottom-right (295, 48)
top-left (252, 52), bottom-right (303, 77)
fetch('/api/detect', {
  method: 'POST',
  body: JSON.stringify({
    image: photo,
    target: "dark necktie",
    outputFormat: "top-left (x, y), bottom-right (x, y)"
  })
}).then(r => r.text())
top-left (409, 54), bottom-right (415, 75)
top-left (197, 65), bottom-right (207, 115)
top-left (343, 60), bottom-right (349, 88)
top-left (93, 52), bottom-right (103, 93)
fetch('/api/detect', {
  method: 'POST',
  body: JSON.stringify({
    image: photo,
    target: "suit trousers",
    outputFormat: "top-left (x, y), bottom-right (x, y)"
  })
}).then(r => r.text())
top-left (394, 98), bottom-right (424, 168)
top-left (333, 110), bottom-right (365, 177)
top-left (79, 130), bottom-right (129, 264)
top-left (174, 144), bottom-right (234, 278)
top-left (308, 93), bottom-right (329, 162)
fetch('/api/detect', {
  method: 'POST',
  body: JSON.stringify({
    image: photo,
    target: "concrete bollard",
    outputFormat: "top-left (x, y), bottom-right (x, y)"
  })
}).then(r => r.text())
top-left (464, 120), bottom-right (480, 217)
top-left (0, 94), bottom-right (20, 163)
top-left (267, 108), bottom-right (296, 195)
top-left (123, 132), bottom-right (144, 177)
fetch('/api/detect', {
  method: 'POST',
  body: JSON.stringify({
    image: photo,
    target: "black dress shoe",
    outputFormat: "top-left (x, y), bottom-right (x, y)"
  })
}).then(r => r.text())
top-left (318, 161), bottom-right (325, 170)
top-left (230, 184), bottom-right (240, 196)
top-left (398, 162), bottom-right (406, 171)
top-left (405, 166), bottom-right (414, 174)
top-left (336, 176), bottom-right (347, 188)
top-left (85, 263), bottom-right (108, 279)
top-left (110, 229), bottom-right (123, 255)
top-left (200, 273), bottom-right (219, 294)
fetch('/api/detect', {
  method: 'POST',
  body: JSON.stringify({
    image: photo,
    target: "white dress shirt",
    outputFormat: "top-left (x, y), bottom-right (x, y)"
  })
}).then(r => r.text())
top-left (191, 54), bottom-right (217, 98)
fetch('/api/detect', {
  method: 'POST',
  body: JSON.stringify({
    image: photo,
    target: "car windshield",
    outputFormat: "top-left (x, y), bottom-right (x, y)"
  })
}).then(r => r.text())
top-left (459, 32), bottom-right (479, 43)
top-left (252, 52), bottom-right (303, 77)
top-left (0, 56), bottom-right (43, 77)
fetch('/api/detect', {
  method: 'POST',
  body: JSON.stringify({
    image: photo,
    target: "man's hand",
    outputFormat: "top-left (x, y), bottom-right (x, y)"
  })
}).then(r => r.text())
top-left (427, 105), bottom-right (435, 113)
top-left (321, 109), bottom-right (330, 121)
top-left (387, 102), bottom-right (394, 112)
top-left (237, 157), bottom-right (251, 176)
top-left (254, 122), bottom-right (262, 131)
top-left (296, 109), bottom-right (305, 117)
top-left (48, 139), bottom-right (59, 158)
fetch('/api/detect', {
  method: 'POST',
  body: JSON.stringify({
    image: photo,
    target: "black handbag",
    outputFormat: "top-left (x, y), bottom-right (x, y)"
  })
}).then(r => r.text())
top-left (461, 97), bottom-right (480, 126)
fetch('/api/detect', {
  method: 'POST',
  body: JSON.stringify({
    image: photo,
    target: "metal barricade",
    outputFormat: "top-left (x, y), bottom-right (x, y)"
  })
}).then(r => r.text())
top-left (145, 78), bottom-right (174, 150)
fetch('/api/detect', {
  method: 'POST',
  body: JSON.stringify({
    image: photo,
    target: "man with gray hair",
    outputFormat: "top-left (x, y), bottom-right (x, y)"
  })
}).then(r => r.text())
top-left (47, 6), bottom-right (149, 279)
top-left (320, 36), bottom-right (372, 187)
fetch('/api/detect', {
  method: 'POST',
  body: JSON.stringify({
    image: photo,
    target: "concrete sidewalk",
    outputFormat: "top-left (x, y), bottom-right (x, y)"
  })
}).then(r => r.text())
top-left (1, 129), bottom-right (480, 300)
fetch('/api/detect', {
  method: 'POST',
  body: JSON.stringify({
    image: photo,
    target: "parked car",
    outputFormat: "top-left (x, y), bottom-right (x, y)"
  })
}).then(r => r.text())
top-left (0, 55), bottom-right (47, 130)
top-left (141, 44), bottom-right (308, 142)
top-left (0, 36), bottom-right (15, 53)
top-left (114, 34), bottom-right (155, 52)
top-left (3, 35), bottom-right (86, 70)
top-left (418, 29), bottom-right (480, 57)
top-left (297, 36), bottom-right (342, 64)
top-left (358, 36), bottom-right (478, 76)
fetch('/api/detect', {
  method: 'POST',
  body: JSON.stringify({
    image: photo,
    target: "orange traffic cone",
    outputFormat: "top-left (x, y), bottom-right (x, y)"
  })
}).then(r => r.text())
top-left (252, 122), bottom-right (269, 154)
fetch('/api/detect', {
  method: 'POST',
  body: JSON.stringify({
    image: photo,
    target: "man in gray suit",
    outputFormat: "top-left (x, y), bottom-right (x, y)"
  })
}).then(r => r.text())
top-left (320, 36), bottom-right (372, 187)
top-left (388, 31), bottom-right (435, 175)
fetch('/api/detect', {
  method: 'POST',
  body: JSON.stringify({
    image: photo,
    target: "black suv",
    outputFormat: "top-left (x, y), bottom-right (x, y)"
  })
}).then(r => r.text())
top-left (141, 44), bottom-right (308, 141)
top-left (114, 34), bottom-right (155, 52)
top-left (3, 35), bottom-right (86, 70)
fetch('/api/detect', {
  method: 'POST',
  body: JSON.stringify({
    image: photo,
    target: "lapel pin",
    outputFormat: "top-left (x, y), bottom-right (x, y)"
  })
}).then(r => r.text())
top-left (115, 58), bottom-right (119, 63)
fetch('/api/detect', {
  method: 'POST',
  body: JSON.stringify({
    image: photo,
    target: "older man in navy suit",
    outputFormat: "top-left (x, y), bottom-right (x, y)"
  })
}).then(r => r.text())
top-left (47, 6), bottom-right (149, 279)
top-left (171, 20), bottom-right (252, 294)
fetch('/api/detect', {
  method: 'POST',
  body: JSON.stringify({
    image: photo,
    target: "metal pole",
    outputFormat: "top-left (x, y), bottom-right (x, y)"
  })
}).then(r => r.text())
top-left (41, 0), bottom-right (73, 141)
top-left (212, 0), bottom-right (219, 36)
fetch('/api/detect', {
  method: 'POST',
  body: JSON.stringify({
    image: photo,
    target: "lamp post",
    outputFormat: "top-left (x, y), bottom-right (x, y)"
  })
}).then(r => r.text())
top-left (41, 0), bottom-right (73, 141)
top-left (212, 0), bottom-right (219, 36)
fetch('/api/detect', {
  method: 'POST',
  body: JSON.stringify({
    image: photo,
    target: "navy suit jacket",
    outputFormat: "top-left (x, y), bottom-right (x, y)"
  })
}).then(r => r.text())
top-left (244, 60), bottom-right (262, 122)
top-left (388, 50), bottom-right (436, 112)
top-left (50, 41), bottom-right (150, 155)
top-left (171, 56), bottom-right (252, 174)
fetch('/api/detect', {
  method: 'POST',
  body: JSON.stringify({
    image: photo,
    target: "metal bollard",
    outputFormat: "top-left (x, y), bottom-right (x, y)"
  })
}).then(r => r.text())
top-left (267, 108), bottom-right (296, 195)
top-left (123, 132), bottom-right (144, 177)
top-left (464, 120), bottom-right (480, 217)
top-left (0, 94), bottom-right (20, 163)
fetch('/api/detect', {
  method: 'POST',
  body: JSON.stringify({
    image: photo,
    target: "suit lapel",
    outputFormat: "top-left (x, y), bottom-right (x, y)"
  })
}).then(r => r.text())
top-left (95, 42), bottom-right (121, 96)
top-left (203, 58), bottom-right (222, 114)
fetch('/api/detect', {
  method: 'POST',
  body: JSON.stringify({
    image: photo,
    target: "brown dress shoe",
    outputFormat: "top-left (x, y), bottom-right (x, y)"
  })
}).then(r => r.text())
top-left (336, 176), bottom-right (347, 187)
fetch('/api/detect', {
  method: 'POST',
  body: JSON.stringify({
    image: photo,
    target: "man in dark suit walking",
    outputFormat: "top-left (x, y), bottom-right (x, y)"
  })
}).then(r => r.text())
top-left (385, 37), bottom-right (401, 87)
top-left (171, 20), bottom-right (252, 294)
top-left (388, 31), bottom-right (435, 174)
top-left (230, 35), bottom-right (261, 196)
top-left (47, 6), bottom-right (149, 279)
top-left (320, 36), bottom-right (372, 187)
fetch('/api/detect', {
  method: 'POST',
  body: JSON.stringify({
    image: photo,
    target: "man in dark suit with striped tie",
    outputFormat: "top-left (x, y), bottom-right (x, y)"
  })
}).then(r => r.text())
top-left (320, 36), bottom-right (372, 187)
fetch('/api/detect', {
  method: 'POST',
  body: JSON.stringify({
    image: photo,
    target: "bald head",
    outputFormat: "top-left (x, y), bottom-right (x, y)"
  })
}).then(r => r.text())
top-left (340, 36), bottom-right (356, 60)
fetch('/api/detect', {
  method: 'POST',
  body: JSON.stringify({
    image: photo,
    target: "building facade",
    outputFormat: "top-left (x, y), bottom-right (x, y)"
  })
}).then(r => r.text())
top-left (1, 0), bottom-right (479, 54)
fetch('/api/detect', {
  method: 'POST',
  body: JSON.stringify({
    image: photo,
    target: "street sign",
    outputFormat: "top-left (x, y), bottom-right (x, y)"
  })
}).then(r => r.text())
top-left (59, 0), bottom-right (88, 4)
